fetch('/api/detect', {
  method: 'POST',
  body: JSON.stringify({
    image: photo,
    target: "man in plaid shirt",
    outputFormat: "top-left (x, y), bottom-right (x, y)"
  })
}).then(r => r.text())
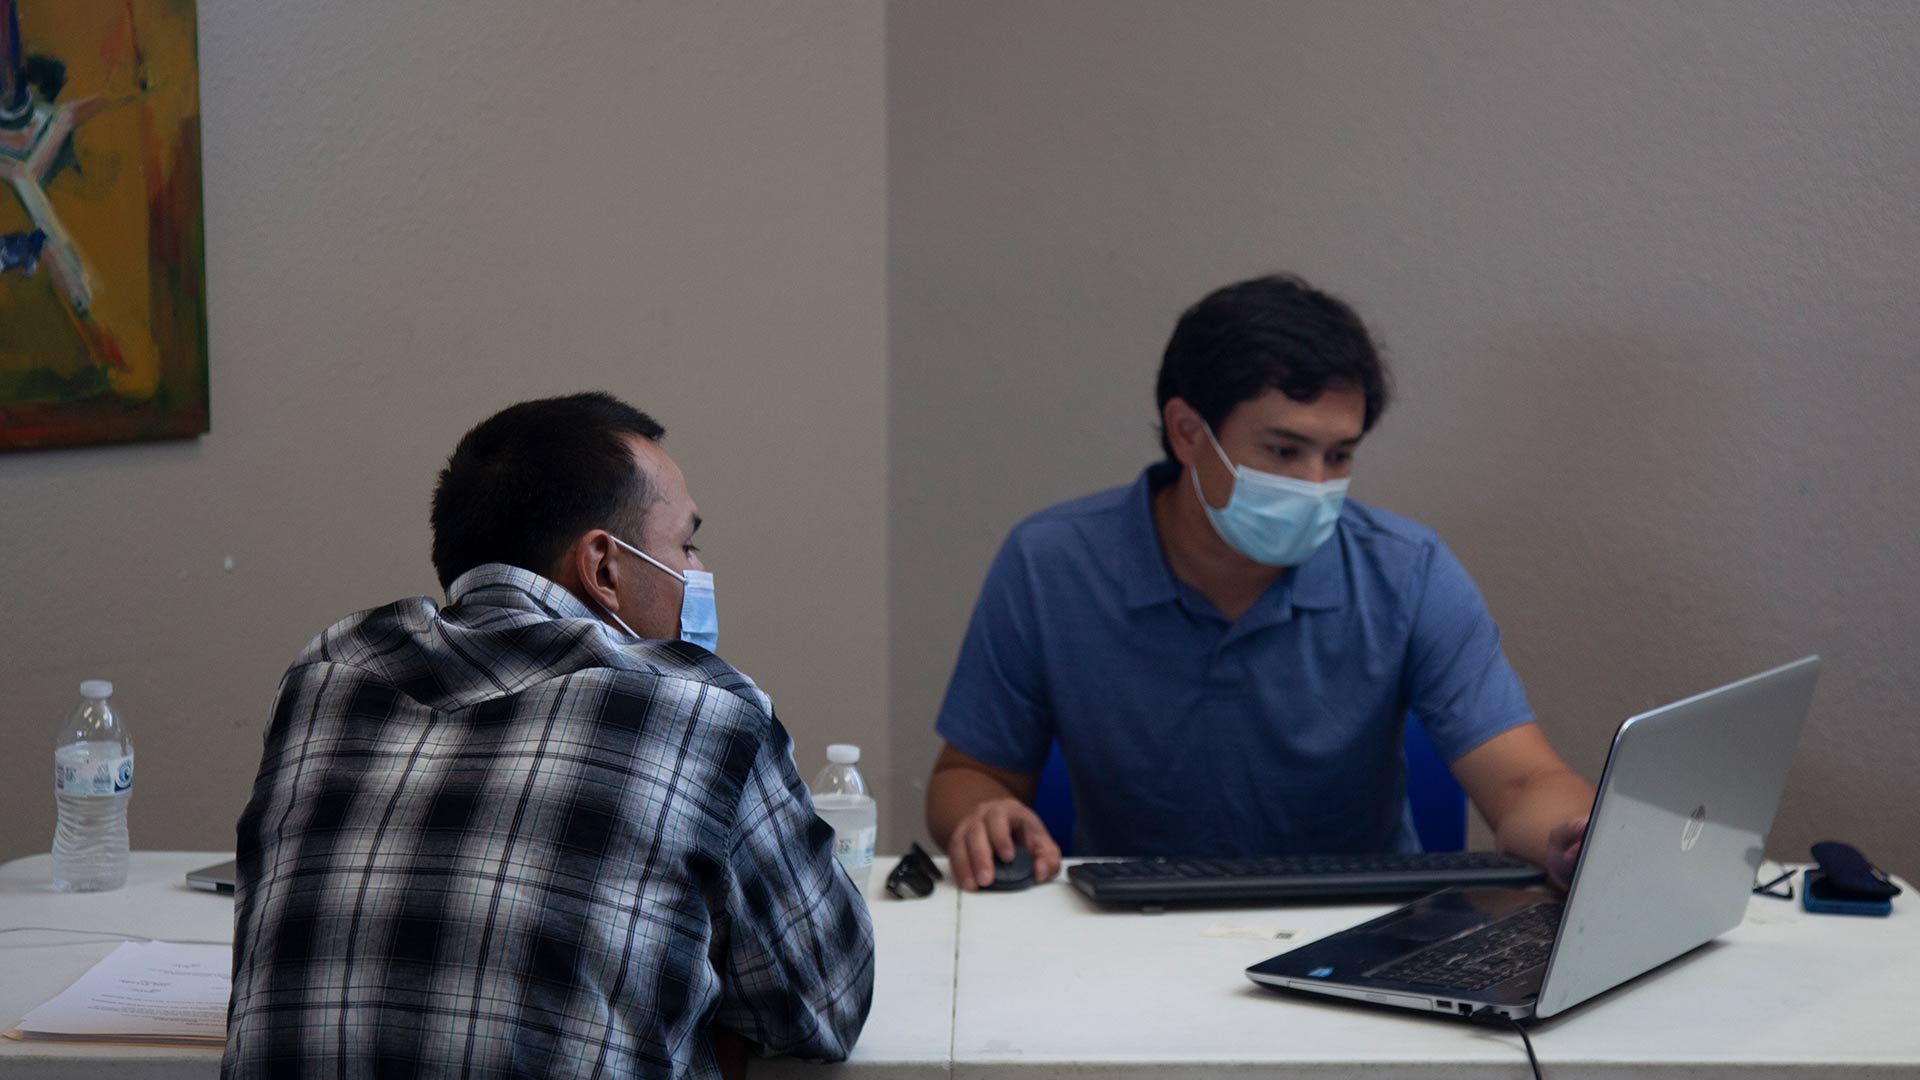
top-left (225, 393), bottom-right (874, 1079)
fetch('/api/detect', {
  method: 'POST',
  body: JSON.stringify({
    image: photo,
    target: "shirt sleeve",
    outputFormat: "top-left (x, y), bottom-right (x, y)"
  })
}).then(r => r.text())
top-left (1404, 538), bottom-right (1536, 762)
top-left (712, 712), bottom-right (875, 1062)
top-left (933, 529), bottom-right (1055, 774)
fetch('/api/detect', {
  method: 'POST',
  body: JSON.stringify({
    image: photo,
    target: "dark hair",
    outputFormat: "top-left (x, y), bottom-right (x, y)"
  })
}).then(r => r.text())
top-left (430, 392), bottom-right (665, 590)
top-left (1154, 274), bottom-right (1391, 459)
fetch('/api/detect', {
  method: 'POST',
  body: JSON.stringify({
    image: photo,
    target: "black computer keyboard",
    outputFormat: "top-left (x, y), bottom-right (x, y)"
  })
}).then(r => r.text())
top-left (1368, 899), bottom-right (1564, 990)
top-left (1067, 851), bottom-right (1546, 905)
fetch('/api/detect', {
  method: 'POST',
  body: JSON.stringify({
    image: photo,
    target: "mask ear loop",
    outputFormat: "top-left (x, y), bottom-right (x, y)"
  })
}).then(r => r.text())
top-left (1200, 421), bottom-right (1238, 472)
top-left (1189, 420), bottom-right (1240, 513)
top-left (609, 534), bottom-right (688, 582)
top-left (593, 599), bottom-right (641, 639)
top-left (594, 533), bottom-right (687, 638)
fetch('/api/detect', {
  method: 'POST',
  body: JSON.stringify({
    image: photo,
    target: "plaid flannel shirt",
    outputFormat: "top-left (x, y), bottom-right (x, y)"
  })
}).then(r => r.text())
top-left (224, 564), bottom-right (874, 1079)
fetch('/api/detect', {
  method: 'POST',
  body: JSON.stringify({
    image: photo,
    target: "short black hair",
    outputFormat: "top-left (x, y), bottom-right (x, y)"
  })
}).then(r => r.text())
top-left (1154, 274), bottom-right (1391, 459)
top-left (430, 392), bottom-right (665, 591)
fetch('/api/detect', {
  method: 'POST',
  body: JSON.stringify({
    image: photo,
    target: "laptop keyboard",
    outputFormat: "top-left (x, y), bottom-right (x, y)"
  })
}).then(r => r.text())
top-left (1369, 900), bottom-right (1565, 991)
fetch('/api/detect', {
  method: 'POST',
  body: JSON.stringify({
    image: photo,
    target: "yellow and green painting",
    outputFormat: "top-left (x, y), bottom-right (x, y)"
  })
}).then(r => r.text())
top-left (0, 0), bottom-right (206, 451)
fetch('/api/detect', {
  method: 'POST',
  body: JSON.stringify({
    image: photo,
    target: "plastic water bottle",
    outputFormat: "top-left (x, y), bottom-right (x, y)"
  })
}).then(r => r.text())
top-left (811, 744), bottom-right (876, 893)
top-left (52, 680), bottom-right (134, 892)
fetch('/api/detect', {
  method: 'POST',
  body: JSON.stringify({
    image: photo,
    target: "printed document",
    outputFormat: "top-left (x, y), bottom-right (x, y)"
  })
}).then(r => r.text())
top-left (7, 940), bottom-right (229, 1045)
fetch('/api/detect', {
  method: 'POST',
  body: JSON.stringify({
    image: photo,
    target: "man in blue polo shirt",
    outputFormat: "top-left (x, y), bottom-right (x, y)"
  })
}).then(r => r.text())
top-left (926, 274), bottom-right (1596, 892)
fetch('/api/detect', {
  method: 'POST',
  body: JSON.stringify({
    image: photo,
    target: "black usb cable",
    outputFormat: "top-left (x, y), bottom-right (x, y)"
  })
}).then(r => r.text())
top-left (1472, 1008), bottom-right (1542, 1080)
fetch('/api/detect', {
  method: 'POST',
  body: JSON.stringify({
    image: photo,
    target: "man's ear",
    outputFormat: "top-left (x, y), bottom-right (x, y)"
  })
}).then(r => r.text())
top-left (569, 531), bottom-right (624, 611)
top-left (1162, 397), bottom-right (1208, 468)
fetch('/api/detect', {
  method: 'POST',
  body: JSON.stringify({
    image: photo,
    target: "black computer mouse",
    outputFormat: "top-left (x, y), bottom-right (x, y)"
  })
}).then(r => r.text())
top-left (982, 844), bottom-right (1034, 891)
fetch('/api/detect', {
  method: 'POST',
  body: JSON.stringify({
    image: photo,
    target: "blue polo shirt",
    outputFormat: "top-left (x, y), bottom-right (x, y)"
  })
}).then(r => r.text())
top-left (935, 462), bottom-right (1535, 856)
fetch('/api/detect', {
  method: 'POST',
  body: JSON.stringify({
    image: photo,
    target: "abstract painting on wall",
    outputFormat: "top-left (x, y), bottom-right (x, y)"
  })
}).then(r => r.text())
top-left (0, 0), bottom-right (206, 451)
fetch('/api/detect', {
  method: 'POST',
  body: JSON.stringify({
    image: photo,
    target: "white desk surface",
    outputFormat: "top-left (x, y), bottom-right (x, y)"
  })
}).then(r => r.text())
top-left (5, 853), bottom-right (1918, 1078)
top-left (0, 851), bottom-right (955, 1079)
top-left (0, 852), bottom-right (233, 1080)
top-left (952, 864), bottom-right (1920, 1079)
top-left (758, 859), bottom-right (956, 1079)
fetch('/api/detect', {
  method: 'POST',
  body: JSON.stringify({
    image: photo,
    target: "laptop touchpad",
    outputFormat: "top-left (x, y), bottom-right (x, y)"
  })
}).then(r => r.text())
top-left (1367, 905), bottom-right (1487, 944)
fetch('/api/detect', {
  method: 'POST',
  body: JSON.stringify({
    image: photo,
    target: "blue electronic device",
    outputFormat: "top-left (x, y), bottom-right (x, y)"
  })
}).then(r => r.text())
top-left (1801, 869), bottom-right (1893, 917)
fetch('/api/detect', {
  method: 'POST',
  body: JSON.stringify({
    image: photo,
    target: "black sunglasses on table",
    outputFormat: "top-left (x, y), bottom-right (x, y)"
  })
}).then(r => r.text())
top-left (886, 842), bottom-right (943, 900)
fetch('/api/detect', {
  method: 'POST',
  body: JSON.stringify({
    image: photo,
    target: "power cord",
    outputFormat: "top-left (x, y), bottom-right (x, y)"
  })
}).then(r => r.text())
top-left (1472, 1007), bottom-right (1543, 1079)
top-left (0, 926), bottom-right (231, 946)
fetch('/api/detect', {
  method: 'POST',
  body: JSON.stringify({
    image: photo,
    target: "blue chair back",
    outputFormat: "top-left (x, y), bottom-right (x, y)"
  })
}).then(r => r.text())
top-left (1401, 717), bottom-right (1468, 852)
top-left (1031, 715), bottom-right (1467, 855)
top-left (1031, 742), bottom-right (1078, 855)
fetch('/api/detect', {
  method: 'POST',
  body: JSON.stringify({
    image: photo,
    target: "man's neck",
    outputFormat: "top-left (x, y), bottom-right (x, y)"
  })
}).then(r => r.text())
top-left (1149, 470), bottom-right (1286, 623)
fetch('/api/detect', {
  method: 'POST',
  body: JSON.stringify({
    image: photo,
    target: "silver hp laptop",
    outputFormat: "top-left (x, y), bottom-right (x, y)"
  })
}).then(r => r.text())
top-left (1248, 656), bottom-right (1818, 1020)
top-left (185, 859), bottom-right (237, 893)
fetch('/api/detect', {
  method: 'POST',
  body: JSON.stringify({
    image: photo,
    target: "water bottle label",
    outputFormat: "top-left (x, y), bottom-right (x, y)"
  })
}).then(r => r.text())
top-left (833, 826), bottom-right (876, 868)
top-left (54, 753), bottom-right (134, 796)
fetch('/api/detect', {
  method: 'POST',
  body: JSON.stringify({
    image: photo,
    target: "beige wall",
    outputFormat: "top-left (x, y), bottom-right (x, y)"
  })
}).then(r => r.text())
top-left (0, 1), bottom-right (887, 863)
top-left (887, 1), bottom-right (1920, 873)
top-left (7, 1), bottom-right (1917, 879)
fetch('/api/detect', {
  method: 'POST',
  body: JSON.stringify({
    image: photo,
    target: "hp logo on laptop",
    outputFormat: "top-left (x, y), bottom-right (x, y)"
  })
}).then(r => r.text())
top-left (1308, 966), bottom-right (1335, 979)
top-left (1680, 805), bottom-right (1706, 851)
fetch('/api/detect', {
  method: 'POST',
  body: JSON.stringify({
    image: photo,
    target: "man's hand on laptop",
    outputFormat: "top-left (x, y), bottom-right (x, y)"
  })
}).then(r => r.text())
top-left (1547, 816), bottom-right (1588, 889)
top-left (948, 798), bottom-right (1062, 891)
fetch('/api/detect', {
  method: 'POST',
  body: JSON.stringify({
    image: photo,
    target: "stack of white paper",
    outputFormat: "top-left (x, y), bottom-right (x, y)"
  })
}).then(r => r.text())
top-left (6, 940), bottom-right (229, 1046)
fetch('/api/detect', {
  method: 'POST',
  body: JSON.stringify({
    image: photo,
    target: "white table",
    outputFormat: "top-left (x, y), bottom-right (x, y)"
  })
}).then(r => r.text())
top-left (757, 861), bottom-right (956, 1079)
top-left (952, 867), bottom-right (1920, 1078)
top-left (0, 852), bottom-right (234, 1080)
top-left (5, 853), bottom-right (1918, 1078)
top-left (0, 852), bottom-right (953, 1078)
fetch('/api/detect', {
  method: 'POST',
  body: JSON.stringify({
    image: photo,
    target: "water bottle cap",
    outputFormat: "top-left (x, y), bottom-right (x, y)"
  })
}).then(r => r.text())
top-left (826, 743), bottom-right (860, 764)
top-left (79, 680), bottom-right (114, 700)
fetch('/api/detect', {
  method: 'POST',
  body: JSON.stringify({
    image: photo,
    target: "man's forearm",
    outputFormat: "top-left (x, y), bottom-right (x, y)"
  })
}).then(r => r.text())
top-left (1494, 769), bottom-right (1596, 867)
top-left (926, 765), bottom-right (1020, 850)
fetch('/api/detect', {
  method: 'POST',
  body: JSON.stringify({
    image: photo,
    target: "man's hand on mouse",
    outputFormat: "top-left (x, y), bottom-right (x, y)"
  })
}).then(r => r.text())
top-left (947, 796), bottom-right (1062, 891)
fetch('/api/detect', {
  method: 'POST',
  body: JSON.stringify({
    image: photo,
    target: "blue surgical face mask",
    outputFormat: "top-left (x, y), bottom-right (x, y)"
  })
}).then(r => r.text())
top-left (593, 534), bottom-right (720, 652)
top-left (1191, 422), bottom-right (1349, 568)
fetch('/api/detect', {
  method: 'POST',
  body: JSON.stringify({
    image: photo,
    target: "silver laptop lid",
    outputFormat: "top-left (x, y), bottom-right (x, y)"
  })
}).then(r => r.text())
top-left (185, 859), bottom-right (237, 893)
top-left (1535, 656), bottom-right (1818, 1018)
